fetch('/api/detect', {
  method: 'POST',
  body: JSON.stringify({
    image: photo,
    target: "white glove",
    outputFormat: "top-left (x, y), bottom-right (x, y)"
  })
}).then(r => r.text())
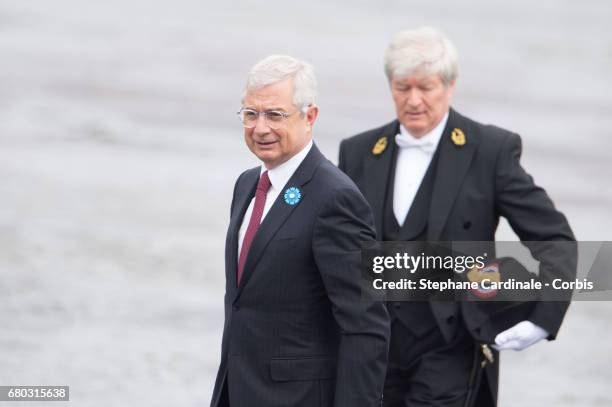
top-left (492, 320), bottom-right (548, 351)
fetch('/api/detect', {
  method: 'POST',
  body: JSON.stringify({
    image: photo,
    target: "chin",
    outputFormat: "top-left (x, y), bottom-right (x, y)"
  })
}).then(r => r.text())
top-left (405, 125), bottom-right (426, 136)
top-left (255, 151), bottom-right (279, 165)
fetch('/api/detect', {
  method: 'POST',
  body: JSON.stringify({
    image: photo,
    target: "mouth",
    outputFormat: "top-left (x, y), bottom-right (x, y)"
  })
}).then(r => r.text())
top-left (405, 111), bottom-right (425, 118)
top-left (255, 140), bottom-right (278, 149)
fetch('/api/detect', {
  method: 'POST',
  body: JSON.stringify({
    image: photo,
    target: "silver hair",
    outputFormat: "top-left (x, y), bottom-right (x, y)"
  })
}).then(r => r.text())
top-left (243, 55), bottom-right (317, 112)
top-left (384, 27), bottom-right (458, 85)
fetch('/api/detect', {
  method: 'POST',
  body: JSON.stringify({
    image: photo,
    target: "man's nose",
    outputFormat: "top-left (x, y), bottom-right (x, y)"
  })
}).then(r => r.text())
top-left (405, 90), bottom-right (422, 107)
top-left (253, 113), bottom-right (270, 133)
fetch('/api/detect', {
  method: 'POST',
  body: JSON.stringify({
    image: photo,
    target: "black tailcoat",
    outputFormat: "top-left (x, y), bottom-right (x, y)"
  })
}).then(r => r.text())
top-left (338, 109), bottom-right (576, 405)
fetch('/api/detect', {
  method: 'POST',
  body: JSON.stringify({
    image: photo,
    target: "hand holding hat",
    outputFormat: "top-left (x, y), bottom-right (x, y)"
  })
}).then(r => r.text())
top-left (492, 320), bottom-right (548, 351)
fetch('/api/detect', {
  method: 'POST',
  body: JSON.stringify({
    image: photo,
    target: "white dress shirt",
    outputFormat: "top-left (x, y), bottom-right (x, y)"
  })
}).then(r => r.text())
top-left (238, 140), bottom-right (313, 258)
top-left (393, 112), bottom-right (449, 226)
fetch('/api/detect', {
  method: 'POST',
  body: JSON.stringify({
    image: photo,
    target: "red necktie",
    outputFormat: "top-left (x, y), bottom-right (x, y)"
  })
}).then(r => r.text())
top-left (237, 171), bottom-right (271, 285)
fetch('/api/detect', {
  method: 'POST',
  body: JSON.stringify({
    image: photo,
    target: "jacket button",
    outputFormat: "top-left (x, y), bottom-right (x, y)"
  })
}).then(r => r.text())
top-left (446, 316), bottom-right (455, 325)
top-left (463, 221), bottom-right (472, 229)
top-left (233, 304), bottom-right (240, 312)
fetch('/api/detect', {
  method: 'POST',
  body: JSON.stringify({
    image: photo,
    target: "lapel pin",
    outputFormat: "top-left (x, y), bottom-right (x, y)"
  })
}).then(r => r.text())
top-left (451, 128), bottom-right (466, 146)
top-left (284, 187), bottom-right (302, 205)
top-left (372, 136), bottom-right (388, 155)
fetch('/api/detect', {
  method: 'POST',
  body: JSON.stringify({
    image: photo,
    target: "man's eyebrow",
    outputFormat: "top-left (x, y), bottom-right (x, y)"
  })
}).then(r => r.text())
top-left (243, 106), bottom-right (288, 111)
top-left (418, 79), bottom-right (435, 85)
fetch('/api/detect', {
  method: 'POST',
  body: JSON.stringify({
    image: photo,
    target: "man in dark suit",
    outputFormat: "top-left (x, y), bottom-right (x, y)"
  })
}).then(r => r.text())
top-left (338, 28), bottom-right (576, 407)
top-left (210, 55), bottom-right (390, 407)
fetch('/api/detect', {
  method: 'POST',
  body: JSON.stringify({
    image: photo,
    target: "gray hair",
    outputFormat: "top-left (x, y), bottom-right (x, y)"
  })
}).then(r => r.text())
top-left (384, 27), bottom-right (458, 85)
top-left (244, 55), bottom-right (317, 111)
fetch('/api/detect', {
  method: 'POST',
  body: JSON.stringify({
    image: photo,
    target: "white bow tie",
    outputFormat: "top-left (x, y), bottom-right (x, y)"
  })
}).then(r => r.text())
top-left (395, 133), bottom-right (436, 154)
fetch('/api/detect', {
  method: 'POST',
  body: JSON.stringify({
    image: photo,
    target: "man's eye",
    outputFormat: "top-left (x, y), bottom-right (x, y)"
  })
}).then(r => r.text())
top-left (266, 111), bottom-right (285, 122)
top-left (243, 111), bottom-right (258, 120)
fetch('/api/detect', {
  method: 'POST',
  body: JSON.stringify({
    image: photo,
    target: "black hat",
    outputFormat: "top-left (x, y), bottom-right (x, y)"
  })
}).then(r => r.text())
top-left (459, 257), bottom-right (539, 344)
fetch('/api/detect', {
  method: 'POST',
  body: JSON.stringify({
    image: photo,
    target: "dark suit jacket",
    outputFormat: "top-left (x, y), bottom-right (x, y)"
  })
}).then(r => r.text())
top-left (338, 108), bottom-right (576, 404)
top-left (211, 144), bottom-right (390, 407)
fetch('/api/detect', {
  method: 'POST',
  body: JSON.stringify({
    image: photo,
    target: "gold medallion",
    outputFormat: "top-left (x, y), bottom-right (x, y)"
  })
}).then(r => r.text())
top-left (451, 128), bottom-right (466, 146)
top-left (372, 137), bottom-right (388, 155)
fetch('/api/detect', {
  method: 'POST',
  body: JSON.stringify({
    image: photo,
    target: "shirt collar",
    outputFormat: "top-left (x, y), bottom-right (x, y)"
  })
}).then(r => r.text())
top-left (260, 140), bottom-right (313, 190)
top-left (398, 111), bottom-right (449, 149)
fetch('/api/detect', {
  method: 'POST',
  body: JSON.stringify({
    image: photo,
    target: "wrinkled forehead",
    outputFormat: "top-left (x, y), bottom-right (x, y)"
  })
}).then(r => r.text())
top-left (391, 70), bottom-right (446, 86)
top-left (242, 78), bottom-right (295, 109)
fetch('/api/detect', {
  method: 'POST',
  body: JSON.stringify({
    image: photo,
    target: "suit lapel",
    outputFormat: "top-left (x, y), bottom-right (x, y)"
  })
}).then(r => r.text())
top-left (233, 144), bottom-right (324, 302)
top-left (428, 109), bottom-right (477, 241)
top-left (226, 169), bottom-right (258, 295)
top-left (361, 120), bottom-right (399, 239)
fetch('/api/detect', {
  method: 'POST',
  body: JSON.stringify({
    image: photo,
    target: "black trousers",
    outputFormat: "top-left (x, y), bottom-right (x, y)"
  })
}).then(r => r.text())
top-left (383, 317), bottom-right (481, 407)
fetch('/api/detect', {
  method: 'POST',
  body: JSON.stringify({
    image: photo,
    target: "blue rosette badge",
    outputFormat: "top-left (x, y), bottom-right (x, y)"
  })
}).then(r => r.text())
top-left (284, 187), bottom-right (302, 205)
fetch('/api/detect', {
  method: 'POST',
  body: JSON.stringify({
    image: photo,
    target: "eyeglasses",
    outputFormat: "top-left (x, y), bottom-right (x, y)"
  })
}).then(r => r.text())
top-left (237, 108), bottom-right (302, 129)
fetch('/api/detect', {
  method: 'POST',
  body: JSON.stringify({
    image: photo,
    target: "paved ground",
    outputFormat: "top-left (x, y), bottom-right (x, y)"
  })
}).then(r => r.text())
top-left (1, 1), bottom-right (611, 406)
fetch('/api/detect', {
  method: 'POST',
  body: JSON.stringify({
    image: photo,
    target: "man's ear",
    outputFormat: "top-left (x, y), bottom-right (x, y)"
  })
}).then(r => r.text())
top-left (447, 79), bottom-right (457, 98)
top-left (305, 105), bottom-right (319, 127)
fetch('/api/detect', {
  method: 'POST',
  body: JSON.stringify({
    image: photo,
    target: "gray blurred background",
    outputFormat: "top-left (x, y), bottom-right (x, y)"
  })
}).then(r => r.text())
top-left (1, 1), bottom-right (611, 406)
